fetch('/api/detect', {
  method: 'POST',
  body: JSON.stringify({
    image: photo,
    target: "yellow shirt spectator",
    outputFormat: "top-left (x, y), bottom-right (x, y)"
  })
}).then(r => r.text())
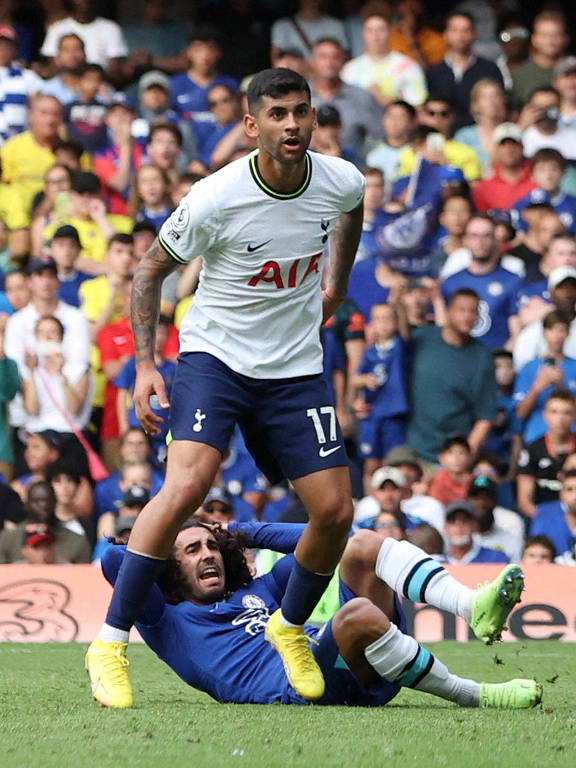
top-left (80, 275), bottom-right (127, 407)
top-left (397, 141), bottom-right (482, 182)
top-left (0, 130), bottom-right (55, 210)
top-left (0, 184), bottom-right (30, 230)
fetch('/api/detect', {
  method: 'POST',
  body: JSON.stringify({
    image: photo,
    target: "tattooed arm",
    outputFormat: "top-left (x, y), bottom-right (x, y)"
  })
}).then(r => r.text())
top-left (323, 201), bottom-right (363, 323)
top-left (131, 238), bottom-right (178, 434)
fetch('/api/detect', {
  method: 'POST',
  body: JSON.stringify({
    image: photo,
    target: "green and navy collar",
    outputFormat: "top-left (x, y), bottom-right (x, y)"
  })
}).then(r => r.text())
top-left (249, 150), bottom-right (312, 200)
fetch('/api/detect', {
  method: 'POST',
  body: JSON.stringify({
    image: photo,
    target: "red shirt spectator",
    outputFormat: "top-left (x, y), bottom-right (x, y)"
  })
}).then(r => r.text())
top-left (472, 124), bottom-right (536, 213)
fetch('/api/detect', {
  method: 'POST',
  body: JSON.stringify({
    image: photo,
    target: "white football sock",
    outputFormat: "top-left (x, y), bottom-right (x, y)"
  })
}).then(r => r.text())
top-left (375, 538), bottom-right (473, 622)
top-left (364, 622), bottom-right (479, 707)
top-left (99, 623), bottom-right (130, 643)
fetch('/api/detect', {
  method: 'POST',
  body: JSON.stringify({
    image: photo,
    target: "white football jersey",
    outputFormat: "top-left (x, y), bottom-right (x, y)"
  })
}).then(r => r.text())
top-left (159, 150), bottom-right (365, 379)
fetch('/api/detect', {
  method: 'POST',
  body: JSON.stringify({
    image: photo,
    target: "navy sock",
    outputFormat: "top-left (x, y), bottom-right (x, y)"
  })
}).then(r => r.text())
top-left (280, 559), bottom-right (333, 626)
top-left (105, 550), bottom-right (166, 631)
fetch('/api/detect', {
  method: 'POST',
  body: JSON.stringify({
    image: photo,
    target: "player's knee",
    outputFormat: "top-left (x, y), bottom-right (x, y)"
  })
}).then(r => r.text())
top-left (342, 529), bottom-right (382, 571)
top-left (335, 598), bottom-right (390, 642)
top-left (311, 496), bottom-right (354, 531)
top-left (158, 474), bottom-right (212, 517)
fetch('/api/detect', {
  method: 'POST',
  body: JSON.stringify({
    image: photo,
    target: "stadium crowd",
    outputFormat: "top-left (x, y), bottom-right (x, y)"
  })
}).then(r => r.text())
top-left (0, 0), bottom-right (575, 572)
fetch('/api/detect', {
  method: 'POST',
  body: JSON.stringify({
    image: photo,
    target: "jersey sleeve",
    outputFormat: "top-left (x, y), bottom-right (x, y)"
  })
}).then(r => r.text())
top-left (158, 180), bottom-right (219, 264)
top-left (229, 522), bottom-right (306, 553)
top-left (340, 165), bottom-right (366, 212)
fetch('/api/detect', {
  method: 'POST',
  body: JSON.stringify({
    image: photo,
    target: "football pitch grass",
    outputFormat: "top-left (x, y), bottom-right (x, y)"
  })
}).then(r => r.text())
top-left (1, 641), bottom-right (574, 768)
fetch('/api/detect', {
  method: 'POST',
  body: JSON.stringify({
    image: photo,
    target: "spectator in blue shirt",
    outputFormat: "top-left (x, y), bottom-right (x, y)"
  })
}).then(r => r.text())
top-left (515, 309), bottom-right (576, 443)
top-left (50, 225), bottom-right (92, 308)
top-left (442, 215), bottom-right (523, 348)
top-left (530, 469), bottom-right (576, 563)
top-left (484, 349), bottom-right (522, 462)
top-left (170, 27), bottom-right (238, 124)
top-left (512, 148), bottom-right (576, 234)
top-left (443, 502), bottom-right (510, 565)
top-left (193, 83), bottom-right (241, 170)
top-left (352, 302), bottom-right (409, 491)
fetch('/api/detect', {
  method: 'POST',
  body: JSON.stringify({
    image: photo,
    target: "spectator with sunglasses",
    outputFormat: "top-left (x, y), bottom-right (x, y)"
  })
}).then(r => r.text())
top-left (193, 84), bottom-right (241, 171)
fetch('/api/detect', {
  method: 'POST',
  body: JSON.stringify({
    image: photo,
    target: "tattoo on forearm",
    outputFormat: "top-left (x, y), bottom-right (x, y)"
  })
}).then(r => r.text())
top-left (328, 202), bottom-right (364, 296)
top-left (131, 238), bottom-right (177, 364)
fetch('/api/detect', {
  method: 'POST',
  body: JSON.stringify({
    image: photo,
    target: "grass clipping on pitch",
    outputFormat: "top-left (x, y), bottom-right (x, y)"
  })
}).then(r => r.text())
top-left (0, 641), bottom-right (574, 768)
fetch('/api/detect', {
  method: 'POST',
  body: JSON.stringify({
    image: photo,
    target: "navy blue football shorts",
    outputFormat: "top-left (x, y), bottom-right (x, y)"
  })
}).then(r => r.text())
top-left (169, 352), bottom-right (348, 483)
top-left (299, 581), bottom-right (406, 707)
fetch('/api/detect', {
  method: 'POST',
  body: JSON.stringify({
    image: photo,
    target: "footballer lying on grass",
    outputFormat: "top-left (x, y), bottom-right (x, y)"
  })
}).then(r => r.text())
top-left (86, 520), bottom-right (542, 710)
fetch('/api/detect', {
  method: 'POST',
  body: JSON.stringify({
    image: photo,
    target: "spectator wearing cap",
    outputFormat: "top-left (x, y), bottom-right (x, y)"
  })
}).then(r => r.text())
top-left (271, 0), bottom-right (348, 61)
top-left (530, 469), bottom-right (576, 565)
top-left (309, 38), bottom-right (383, 160)
top-left (407, 289), bottom-right (497, 463)
top-left (41, 172), bottom-right (133, 266)
top-left (443, 501), bottom-right (509, 564)
top-left (200, 486), bottom-right (237, 525)
top-left (4, 256), bottom-right (90, 444)
top-left (50, 225), bottom-right (91, 307)
top-left (511, 11), bottom-right (569, 111)
top-left (0, 93), bottom-right (63, 211)
top-left (0, 479), bottom-right (91, 563)
top-left (21, 525), bottom-right (56, 564)
top-left (92, 98), bottom-right (144, 216)
top-left (309, 104), bottom-right (362, 167)
top-left (40, 0), bottom-right (128, 84)
top-left (518, 88), bottom-right (576, 162)
top-left (64, 63), bottom-right (110, 155)
top-left (495, 20), bottom-right (530, 90)
top-left (514, 309), bottom-right (576, 445)
top-left (133, 70), bottom-right (197, 166)
top-left (512, 150), bottom-right (576, 235)
top-left (441, 215), bottom-right (523, 350)
top-left (341, 1), bottom-right (427, 109)
top-left (170, 27), bottom-right (238, 125)
top-left (0, 24), bottom-right (44, 143)
top-left (466, 477), bottom-right (523, 561)
top-left (514, 266), bottom-right (576, 371)
top-left (425, 12), bottom-right (503, 131)
top-left (472, 122), bottom-right (536, 215)
top-left (453, 79), bottom-right (508, 173)
top-left (554, 57), bottom-right (576, 132)
top-left (516, 390), bottom-right (576, 520)
top-left (41, 33), bottom-right (87, 106)
top-left (355, 465), bottom-right (424, 532)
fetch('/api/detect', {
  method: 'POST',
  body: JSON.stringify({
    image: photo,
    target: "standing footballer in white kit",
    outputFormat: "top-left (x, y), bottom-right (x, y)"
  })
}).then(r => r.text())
top-left (86, 67), bottom-right (365, 708)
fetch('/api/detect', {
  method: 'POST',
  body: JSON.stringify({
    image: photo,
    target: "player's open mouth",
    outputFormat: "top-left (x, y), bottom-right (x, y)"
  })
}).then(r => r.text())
top-left (283, 137), bottom-right (301, 148)
top-left (199, 567), bottom-right (221, 583)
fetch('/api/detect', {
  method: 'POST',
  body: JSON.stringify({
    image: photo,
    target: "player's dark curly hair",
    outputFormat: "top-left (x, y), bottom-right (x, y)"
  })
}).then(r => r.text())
top-left (157, 520), bottom-right (254, 605)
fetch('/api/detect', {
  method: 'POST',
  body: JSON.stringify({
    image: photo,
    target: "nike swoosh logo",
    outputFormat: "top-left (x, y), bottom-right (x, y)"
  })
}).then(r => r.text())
top-left (318, 445), bottom-right (342, 458)
top-left (247, 240), bottom-right (272, 253)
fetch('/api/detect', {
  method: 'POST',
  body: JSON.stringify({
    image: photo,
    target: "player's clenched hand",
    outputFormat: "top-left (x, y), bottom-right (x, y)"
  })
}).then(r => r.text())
top-left (134, 363), bottom-right (170, 435)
